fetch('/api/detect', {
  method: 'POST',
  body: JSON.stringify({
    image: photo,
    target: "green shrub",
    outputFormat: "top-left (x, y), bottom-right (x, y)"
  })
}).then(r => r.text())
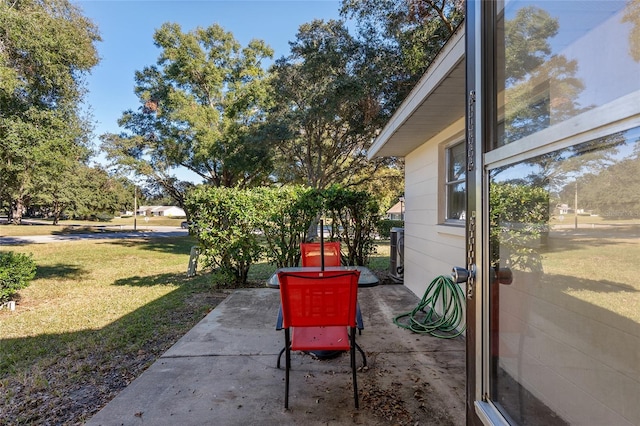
top-left (257, 186), bottom-right (323, 268)
top-left (185, 187), bottom-right (265, 285)
top-left (490, 182), bottom-right (550, 272)
top-left (324, 186), bottom-right (380, 266)
top-left (377, 219), bottom-right (404, 239)
top-left (94, 212), bottom-right (114, 222)
top-left (0, 251), bottom-right (37, 302)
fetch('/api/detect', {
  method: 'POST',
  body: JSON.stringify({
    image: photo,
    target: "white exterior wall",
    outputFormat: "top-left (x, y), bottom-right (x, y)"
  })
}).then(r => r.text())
top-left (402, 119), bottom-right (466, 299)
top-left (161, 207), bottom-right (186, 217)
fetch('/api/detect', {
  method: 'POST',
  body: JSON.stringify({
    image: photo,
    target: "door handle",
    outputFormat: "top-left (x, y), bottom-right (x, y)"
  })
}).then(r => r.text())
top-left (494, 267), bottom-right (513, 285)
top-left (452, 266), bottom-right (513, 286)
top-left (452, 265), bottom-right (475, 284)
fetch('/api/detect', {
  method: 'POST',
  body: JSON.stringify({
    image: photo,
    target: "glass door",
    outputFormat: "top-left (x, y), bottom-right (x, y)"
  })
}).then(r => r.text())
top-left (469, 0), bottom-right (640, 424)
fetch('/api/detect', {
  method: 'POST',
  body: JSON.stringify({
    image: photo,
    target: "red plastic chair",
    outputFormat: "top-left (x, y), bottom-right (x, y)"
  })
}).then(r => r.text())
top-left (277, 269), bottom-right (362, 409)
top-left (298, 241), bottom-right (364, 336)
top-left (300, 242), bottom-right (342, 267)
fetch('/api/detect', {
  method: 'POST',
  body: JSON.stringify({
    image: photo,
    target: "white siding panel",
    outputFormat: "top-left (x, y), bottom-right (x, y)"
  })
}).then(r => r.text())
top-left (402, 125), bottom-right (465, 299)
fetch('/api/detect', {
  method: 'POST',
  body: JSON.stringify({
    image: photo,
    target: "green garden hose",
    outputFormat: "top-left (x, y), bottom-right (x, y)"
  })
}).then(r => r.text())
top-left (393, 275), bottom-right (466, 339)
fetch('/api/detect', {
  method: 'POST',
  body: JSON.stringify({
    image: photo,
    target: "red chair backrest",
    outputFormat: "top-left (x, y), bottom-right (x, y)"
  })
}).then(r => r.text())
top-left (300, 242), bottom-right (341, 267)
top-left (277, 270), bottom-right (360, 329)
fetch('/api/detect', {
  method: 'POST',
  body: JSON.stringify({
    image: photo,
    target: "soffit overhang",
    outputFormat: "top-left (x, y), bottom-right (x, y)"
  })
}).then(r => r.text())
top-left (368, 24), bottom-right (466, 159)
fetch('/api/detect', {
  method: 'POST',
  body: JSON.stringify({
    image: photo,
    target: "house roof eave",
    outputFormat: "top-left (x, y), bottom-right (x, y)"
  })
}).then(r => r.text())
top-left (368, 24), bottom-right (466, 159)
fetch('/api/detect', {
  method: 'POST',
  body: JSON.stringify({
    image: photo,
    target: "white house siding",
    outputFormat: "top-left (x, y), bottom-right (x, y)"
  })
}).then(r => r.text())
top-left (402, 122), bottom-right (465, 300)
top-left (138, 206), bottom-right (186, 217)
top-left (157, 206), bottom-right (186, 217)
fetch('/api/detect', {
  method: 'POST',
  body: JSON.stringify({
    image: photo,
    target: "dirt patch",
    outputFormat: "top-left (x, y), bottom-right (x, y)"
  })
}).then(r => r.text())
top-left (358, 353), bottom-right (461, 426)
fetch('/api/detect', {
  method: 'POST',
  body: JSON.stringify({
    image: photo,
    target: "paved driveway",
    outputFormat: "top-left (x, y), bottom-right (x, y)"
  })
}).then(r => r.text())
top-left (0, 226), bottom-right (188, 245)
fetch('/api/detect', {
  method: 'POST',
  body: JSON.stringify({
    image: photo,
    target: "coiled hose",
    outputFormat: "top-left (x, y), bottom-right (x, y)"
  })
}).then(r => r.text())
top-left (393, 275), bottom-right (466, 339)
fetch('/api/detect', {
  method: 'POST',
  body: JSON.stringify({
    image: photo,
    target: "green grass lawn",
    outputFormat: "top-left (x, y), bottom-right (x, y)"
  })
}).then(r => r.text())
top-left (0, 236), bottom-right (222, 423)
top-left (541, 229), bottom-right (640, 323)
top-left (0, 236), bottom-right (391, 423)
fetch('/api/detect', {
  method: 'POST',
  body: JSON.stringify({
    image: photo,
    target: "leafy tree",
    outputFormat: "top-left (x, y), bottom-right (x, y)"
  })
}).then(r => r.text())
top-left (332, 1), bottom-right (463, 211)
top-left (268, 19), bottom-right (392, 191)
top-left (501, 6), bottom-right (590, 144)
top-left (503, 6), bottom-right (559, 86)
top-left (0, 0), bottom-right (100, 224)
top-left (340, 0), bottom-right (464, 110)
top-left (558, 130), bottom-right (640, 218)
top-left (623, 0), bottom-right (640, 62)
top-left (142, 184), bottom-right (182, 207)
top-left (350, 159), bottom-right (404, 214)
top-left (102, 23), bottom-right (274, 213)
top-left (31, 150), bottom-right (89, 224)
top-left (71, 166), bottom-right (133, 221)
top-left (100, 133), bottom-right (194, 216)
top-left (31, 163), bottom-right (134, 223)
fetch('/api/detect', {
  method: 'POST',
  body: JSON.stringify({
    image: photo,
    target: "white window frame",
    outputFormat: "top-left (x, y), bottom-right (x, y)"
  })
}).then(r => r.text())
top-left (444, 140), bottom-right (467, 225)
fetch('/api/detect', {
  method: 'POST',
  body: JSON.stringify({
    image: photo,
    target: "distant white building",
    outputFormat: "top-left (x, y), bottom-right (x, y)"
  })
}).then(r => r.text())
top-left (137, 206), bottom-right (186, 218)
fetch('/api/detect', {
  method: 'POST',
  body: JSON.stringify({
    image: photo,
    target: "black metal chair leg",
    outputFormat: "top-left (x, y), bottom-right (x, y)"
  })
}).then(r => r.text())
top-left (276, 346), bottom-right (285, 369)
top-left (284, 329), bottom-right (291, 409)
top-left (355, 342), bottom-right (367, 367)
top-left (351, 327), bottom-right (359, 408)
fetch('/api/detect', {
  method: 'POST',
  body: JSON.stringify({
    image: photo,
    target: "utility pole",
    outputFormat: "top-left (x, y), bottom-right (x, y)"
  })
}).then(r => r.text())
top-left (134, 186), bottom-right (138, 231)
top-left (574, 180), bottom-right (578, 230)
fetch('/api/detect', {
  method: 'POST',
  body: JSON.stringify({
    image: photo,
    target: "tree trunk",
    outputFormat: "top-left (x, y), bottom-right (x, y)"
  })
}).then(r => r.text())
top-left (10, 198), bottom-right (24, 225)
top-left (52, 201), bottom-right (61, 225)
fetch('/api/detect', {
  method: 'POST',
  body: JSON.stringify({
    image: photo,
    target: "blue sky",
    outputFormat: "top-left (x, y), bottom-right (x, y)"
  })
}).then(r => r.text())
top-left (74, 1), bottom-right (343, 174)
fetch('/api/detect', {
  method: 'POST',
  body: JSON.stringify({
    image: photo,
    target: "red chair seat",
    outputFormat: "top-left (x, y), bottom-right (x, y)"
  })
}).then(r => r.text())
top-left (291, 326), bottom-right (351, 351)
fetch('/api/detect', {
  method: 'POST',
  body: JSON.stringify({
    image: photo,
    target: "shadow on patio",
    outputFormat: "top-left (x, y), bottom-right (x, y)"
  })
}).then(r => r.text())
top-left (87, 284), bottom-right (466, 426)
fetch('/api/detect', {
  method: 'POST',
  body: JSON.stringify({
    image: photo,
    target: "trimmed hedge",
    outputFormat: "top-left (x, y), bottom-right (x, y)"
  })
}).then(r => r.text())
top-left (323, 186), bottom-right (380, 266)
top-left (185, 187), bottom-right (266, 285)
top-left (377, 219), bottom-right (404, 239)
top-left (185, 185), bottom-right (381, 284)
top-left (490, 182), bottom-right (549, 272)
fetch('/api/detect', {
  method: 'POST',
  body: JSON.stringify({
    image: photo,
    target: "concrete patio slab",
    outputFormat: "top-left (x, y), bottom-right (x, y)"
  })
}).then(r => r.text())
top-left (87, 285), bottom-right (466, 426)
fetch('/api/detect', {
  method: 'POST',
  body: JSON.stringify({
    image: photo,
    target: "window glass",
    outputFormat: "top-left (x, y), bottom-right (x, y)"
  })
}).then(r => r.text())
top-left (446, 142), bottom-right (466, 221)
top-left (489, 126), bottom-right (640, 425)
top-left (496, 0), bottom-right (640, 147)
